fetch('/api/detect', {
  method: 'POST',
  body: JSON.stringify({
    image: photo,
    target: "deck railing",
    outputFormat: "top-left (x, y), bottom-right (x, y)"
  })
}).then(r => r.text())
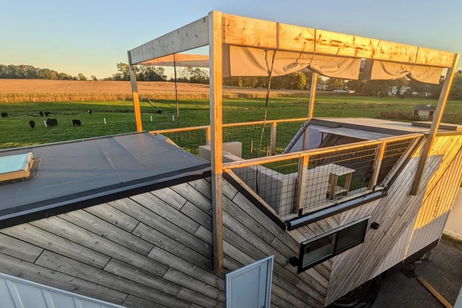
top-left (150, 118), bottom-right (307, 157)
top-left (151, 119), bottom-right (423, 218)
top-left (223, 133), bottom-right (423, 218)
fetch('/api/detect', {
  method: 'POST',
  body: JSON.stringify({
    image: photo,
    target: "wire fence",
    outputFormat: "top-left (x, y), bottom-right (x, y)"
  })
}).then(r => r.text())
top-left (161, 128), bottom-right (208, 155)
top-left (378, 138), bottom-right (417, 183)
top-left (152, 119), bottom-right (421, 218)
top-left (225, 134), bottom-right (422, 218)
top-left (151, 118), bottom-right (306, 159)
top-left (302, 144), bottom-right (378, 214)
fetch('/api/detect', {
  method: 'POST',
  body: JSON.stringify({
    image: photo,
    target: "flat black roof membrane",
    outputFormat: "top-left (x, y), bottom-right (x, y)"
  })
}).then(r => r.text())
top-left (0, 133), bottom-right (210, 227)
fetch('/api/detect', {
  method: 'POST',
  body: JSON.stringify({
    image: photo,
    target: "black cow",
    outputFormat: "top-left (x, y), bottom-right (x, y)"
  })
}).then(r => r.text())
top-left (156, 110), bottom-right (163, 114)
top-left (39, 111), bottom-right (44, 117)
top-left (44, 111), bottom-right (51, 117)
top-left (46, 118), bottom-right (58, 127)
top-left (1, 112), bottom-right (8, 118)
top-left (29, 120), bottom-right (35, 128)
top-left (88, 109), bottom-right (92, 115)
top-left (72, 119), bottom-right (81, 127)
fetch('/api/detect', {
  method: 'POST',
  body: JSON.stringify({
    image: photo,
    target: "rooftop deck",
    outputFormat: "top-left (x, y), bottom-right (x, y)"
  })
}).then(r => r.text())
top-left (0, 133), bottom-right (209, 226)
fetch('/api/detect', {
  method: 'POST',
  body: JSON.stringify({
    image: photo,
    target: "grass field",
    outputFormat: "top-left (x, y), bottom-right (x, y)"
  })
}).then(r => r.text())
top-left (1, 94), bottom-right (462, 150)
top-left (0, 79), bottom-right (309, 102)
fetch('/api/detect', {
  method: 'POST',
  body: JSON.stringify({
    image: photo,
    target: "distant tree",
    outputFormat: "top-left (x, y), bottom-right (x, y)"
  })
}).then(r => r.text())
top-left (274, 71), bottom-right (307, 90)
top-left (449, 71), bottom-right (462, 99)
top-left (91, 75), bottom-right (97, 81)
top-left (78, 73), bottom-right (87, 81)
top-left (138, 66), bottom-right (166, 81)
top-left (326, 78), bottom-right (345, 91)
top-left (112, 63), bottom-right (131, 81)
top-left (236, 76), bottom-right (260, 88)
top-left (187, 67), bottom-right (209, 84)
top-left (111, 63), bottom-right (167, 81)
top-left (224, 71), bottom-right (312, 90)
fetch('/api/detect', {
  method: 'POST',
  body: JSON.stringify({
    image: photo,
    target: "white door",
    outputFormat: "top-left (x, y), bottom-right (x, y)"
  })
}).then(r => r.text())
top-left (226, 256), bottom-right (274, 308)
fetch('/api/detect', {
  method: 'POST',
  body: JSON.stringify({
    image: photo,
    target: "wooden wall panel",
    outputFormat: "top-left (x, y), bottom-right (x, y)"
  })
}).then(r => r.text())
top-left (406, 146), bottom-right (462, 257)
top-left (0, 179), bottom-right (331, 307)
top-left (326, 135), bottom-right (462, 304)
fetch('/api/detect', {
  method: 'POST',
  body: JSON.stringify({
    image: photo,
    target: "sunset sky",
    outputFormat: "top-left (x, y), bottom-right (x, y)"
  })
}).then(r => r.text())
top-left (1, 0), bottom-right (461, 78)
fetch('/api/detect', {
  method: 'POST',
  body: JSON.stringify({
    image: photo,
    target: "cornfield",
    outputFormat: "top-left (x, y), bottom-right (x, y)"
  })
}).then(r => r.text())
top-left (0, 79), bottom-right (309, 103)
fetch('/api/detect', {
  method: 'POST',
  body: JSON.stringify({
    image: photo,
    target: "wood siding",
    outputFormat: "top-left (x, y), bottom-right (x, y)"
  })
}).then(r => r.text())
top-left (326, 135), bottom-right (462, 304)
top-left (0, 178), bottom-right (331, 307)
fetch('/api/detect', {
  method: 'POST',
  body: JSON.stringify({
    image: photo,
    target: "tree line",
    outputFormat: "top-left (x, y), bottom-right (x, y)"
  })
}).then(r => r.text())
top-left (225, 70), bottom-right (462, 99)
top-left (0, 64), bottom-right (95, 81)
top-left (2, 63), bottom-right (462, 99)
top-left (106, 63), bottom-right (209, 84)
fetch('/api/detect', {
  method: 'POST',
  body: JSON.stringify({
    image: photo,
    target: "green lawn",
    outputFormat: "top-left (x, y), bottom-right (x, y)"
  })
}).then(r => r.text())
top-left (0, 95), bottom-right (461, 149)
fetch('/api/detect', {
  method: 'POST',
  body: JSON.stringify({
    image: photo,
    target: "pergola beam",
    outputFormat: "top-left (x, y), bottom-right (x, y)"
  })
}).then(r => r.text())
top-left (410, 54), bottom-right (460, 195)
top-left (129, 16), bottom-right (209, 65)
top-left (222, 13), bottom-right (455, 68)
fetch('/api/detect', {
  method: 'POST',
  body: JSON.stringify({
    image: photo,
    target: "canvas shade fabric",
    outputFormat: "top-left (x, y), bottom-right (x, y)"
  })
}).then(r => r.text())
top-left (223, 45), bottom-right (361, 79)
top-left (363, 60), bottom-right (443, 84)
top-left (139, 46), bottom-right (443, 84)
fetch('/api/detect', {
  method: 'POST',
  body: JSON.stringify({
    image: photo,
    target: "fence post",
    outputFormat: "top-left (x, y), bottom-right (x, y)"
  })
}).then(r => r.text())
top-left (206, 126), bottom-right (211, 145)
top-left (127, 51), bottom-right (143, 133)
top-left (270, 122), bottom-right (277, 155)
top-left (368, 142), bottom-right (386, 190)
top-left (209, 10), bottom-right (224, 274)
top-left (294, 155), bottom-right (309, 214)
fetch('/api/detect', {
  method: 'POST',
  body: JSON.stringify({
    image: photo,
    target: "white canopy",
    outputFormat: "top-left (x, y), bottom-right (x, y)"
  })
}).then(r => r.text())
top-left (140, 47), bottom-right (443, 84)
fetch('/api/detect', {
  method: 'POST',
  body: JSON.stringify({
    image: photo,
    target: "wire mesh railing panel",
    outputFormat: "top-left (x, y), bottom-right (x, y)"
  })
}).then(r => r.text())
top-left (161, 129), bottom-right (207, 155)
top-left (151, 119), bottom-right (307, 159)
top-left (301, 144), bottom-right (378, 213)
top-left (223, 124), bottom-right (272, 159)
top-left (233, 158), bottom-right (300, 216)
top-left (226, 134), bottom-right (422, 218)
top-left (275, 121), bottom-right (305, 154)
top-left (378, 138), bottom-right (416, 183)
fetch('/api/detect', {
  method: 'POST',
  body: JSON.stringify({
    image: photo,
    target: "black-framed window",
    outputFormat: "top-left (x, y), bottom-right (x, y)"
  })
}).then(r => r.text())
top-left (296, 219), bottom-right (368, 273)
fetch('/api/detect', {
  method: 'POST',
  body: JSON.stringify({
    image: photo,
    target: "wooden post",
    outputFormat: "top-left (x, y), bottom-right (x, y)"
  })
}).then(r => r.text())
top-left (301, 127), bottom-right (310, 150)
top-left (302, 72), bottom-right (318, 150)
top-left (205, 126), bottom-right (211, 145)
top-left (209, 10), bottom-right (224, 273)
top-left (411, 54), bottom-right (460, 195)
top-left (308, 72), bottom-right (318, 119)
top-left (270, 122), bottom-right (277, 155)
top-left (173, 53), bottom-right (180, 124)
top-left (328, 174), bottom-right (339, 200)
top-left (127, 51), bottom-right (143, 132)
top-left (294, 155), bottom-right (309, 214)
top-left (368, 142), bottom-right (386, 190)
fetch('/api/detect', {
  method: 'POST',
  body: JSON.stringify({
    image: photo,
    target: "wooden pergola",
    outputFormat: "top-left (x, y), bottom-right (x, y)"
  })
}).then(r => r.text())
top-left (128, 11), bottom-right (459, 272)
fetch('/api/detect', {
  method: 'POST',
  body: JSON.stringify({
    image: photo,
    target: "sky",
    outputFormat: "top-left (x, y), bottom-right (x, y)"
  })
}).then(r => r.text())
top-left (1, 0), bottom-right (461, 79)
